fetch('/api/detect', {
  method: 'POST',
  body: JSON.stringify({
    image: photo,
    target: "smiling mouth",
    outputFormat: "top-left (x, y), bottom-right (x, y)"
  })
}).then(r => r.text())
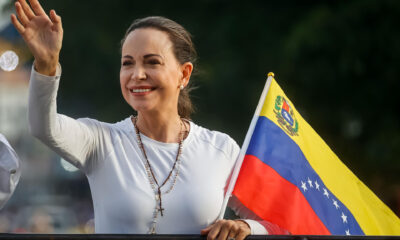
top-left (129, 87), bottom-right (156, 95)
top-left (130, 89), bottom-right (152, 93)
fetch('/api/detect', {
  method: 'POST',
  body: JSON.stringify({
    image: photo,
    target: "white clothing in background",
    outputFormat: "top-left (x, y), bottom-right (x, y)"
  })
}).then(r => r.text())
top-left (0, 134), bottom-right (21, 209)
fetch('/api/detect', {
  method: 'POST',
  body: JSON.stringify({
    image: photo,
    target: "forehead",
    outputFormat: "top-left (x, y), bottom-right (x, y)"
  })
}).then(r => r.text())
top-left (122, 28), bottom-right (173, 56)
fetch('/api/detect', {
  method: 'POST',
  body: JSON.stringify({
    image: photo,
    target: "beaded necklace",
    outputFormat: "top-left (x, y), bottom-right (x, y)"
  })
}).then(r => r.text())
top-left (132, 116), bottom-right (186, 234)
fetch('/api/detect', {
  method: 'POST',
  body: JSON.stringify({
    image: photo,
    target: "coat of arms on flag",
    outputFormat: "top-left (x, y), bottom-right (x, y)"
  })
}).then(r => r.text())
top-left (274, 96), bottom-right (298, 136)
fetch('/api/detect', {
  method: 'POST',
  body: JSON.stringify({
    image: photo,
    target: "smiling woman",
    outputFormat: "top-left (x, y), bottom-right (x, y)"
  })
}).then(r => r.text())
top-left (10, 0), bottom-right (288, 239)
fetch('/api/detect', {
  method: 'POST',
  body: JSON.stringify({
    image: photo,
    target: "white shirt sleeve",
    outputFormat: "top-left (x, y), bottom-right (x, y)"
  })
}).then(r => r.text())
top-left (28, 65), bottom-right (110, 173)
top-left (0, 134), bottom-right (21, 209)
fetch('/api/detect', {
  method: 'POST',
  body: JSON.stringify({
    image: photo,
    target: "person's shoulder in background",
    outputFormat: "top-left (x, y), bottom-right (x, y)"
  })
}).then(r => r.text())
top-left (0, 134), bottom-right (21, 209)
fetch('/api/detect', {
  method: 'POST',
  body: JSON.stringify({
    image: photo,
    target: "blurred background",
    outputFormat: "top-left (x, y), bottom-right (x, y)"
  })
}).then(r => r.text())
top-left (0, 0), bottom-right (399, 233)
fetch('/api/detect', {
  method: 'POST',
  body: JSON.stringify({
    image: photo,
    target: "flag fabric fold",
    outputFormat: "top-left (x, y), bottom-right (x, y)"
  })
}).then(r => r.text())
top-left (228, 75), bottom-right (400, 235)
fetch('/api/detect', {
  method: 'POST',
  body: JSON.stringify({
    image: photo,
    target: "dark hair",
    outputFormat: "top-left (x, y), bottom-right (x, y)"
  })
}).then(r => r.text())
top-left (121, 16), bottom-right (197, 119)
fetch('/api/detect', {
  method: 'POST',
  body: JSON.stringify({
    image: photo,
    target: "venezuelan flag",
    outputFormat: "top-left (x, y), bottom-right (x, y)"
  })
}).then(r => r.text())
top-left (224, 74), bottom-right (400, 235)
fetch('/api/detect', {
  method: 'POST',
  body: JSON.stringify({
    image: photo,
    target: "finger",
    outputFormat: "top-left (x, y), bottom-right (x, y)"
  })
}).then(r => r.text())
top-left (15, 2), bottom-right (30, 27)
top-left (49, 10), bottom-right (62, 32)
top-left (236, 230), bottom-right (250, 240)
top-left (227, 224), bottom-right (239, 240)
top-left (227, 232), bottom-right (238, 240)
top-left (10, 14), bottom-right (25, 34)
top-left (216, 222), bottom-right (233, 240)
top-left (234, 221), bottom-right (251, 240)
top-left (207, 223), bottom-right (222, 240)
top-left (28, 0), bottom-right (46, 16)
top-left (201, 225), bottom-right (213, 235)
top-left (18, 0), bottom-right (35, 19)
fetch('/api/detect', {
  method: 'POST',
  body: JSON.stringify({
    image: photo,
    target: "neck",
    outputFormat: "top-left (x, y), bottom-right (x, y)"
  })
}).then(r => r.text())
top-left (134, 111), bottom-right (183, 143)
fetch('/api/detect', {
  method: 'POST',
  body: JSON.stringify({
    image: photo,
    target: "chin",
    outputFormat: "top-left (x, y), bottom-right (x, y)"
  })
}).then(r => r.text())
top-left (123, 95), bottom-right (153, 112)
top-left (129, 103), bottom-right (156, 113)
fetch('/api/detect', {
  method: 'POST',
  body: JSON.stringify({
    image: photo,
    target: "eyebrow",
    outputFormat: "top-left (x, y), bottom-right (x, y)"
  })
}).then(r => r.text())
top-left (143, 54), bottom-right (163, 59)
top-left (122, 54), bottom-right (163, 59)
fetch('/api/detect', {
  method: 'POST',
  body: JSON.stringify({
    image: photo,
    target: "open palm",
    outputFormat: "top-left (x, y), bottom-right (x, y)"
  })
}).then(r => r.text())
top-left (11, 0), bottom-right (63, 75)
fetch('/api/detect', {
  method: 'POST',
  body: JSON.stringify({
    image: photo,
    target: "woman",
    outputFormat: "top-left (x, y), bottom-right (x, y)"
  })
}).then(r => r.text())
top-left (11, 0), bottom-right (287, 238)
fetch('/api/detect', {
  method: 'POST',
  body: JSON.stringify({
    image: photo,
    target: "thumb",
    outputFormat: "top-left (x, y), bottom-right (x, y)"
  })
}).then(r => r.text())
top-left (200, 224), bottom-right (213, 235)
top-left (50, 10), bottom-right (62, 32)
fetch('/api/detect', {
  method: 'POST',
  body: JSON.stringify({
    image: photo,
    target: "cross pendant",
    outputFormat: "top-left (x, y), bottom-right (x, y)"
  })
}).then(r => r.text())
top-left (156, 189), bottom-right (165, 216)
top-left (157, 205), bottom-right (165, 216)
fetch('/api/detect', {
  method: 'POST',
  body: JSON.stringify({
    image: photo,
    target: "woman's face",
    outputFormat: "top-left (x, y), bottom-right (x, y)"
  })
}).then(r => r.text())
top-left (120, 28), bottom-right (189, 115)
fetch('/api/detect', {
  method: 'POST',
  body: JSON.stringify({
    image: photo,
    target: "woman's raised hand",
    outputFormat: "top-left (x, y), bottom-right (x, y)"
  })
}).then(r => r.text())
top-left (11, 0), bottom-right (63, 76)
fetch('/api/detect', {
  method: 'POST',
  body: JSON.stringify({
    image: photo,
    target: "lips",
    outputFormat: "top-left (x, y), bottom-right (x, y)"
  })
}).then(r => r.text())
top-left (129, 86), bottom-right (156, 95)
top-left (131, 88), bottom-right (152, 93)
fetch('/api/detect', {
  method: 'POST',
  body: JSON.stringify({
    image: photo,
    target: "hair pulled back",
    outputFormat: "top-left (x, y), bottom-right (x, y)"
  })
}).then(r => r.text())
top-left (121, 16), bottom-right (197, 119)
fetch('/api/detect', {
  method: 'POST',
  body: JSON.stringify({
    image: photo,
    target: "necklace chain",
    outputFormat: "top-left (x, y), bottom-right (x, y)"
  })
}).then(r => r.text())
top-left (132, 116), bottom-right (185, 234)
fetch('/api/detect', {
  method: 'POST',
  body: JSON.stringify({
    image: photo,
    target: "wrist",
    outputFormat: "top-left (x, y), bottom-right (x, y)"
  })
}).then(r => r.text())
top-left (34, 58), bottom-right (59, 76)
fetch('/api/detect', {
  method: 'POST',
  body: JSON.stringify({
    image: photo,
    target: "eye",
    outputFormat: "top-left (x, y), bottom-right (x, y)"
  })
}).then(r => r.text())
top-left (147, 59), bottom-right (161, 65)
top-left (122, 61), bottom-right (132, 66)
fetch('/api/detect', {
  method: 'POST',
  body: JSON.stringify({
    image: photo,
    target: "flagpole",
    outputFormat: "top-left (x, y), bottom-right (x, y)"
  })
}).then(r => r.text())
top-left (218, 73), bottom-right (274, 220)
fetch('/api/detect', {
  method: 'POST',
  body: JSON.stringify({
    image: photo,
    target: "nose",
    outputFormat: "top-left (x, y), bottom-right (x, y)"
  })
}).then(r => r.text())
top-left (131, 65), bottom-right (147, 81)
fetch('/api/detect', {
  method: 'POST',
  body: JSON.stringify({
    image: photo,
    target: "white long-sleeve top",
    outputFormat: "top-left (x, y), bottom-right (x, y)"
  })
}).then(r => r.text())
top-left (0, 134), bottom-right (21, 209)
top-left (28, 65), bottom-right (271, 234)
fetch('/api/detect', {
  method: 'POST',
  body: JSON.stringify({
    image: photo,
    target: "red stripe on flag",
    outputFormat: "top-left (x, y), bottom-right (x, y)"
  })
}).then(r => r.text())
top-left (232, 154), bottom-right (331, 235)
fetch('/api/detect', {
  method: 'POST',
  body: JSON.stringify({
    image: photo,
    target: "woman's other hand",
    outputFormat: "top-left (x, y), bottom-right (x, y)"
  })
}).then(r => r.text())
top-left (11, 0), bottom-right (63, 76)
top-left (201, 219), bottom-right (251, 240)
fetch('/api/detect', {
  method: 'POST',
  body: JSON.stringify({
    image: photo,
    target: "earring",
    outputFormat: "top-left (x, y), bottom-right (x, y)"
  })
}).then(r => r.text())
top-left (180, 84), bottom-right (184, 90)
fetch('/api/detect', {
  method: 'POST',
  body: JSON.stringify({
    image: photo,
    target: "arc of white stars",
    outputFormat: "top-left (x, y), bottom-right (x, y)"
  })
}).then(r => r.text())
top-left (345, 229), bottom-right (351, 235)
top-left (314, 180), bottom-right (320, 190)
top-left (307, 177), bottom-right (313, 188)
top-left (323, 188), bottom-right (329, 198)
top-left (301, 181), bottom-right (308, 192)
top-left (333, 199), bottom-right (340, 209)
top-left (341, 212), bottom-right (348, 223)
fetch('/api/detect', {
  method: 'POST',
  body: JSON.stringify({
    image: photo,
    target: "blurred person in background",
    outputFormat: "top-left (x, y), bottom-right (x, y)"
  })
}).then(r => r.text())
top-left (0, 133), bottom-right (21, 210)
top-left (11, 0), bottom-right (288, 239)
top-left (29, 209), bottom-right (54, 233)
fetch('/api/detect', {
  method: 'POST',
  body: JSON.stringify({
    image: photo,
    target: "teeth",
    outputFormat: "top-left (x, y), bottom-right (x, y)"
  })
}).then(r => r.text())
top-left (131, 89), bottom-right (152, 93)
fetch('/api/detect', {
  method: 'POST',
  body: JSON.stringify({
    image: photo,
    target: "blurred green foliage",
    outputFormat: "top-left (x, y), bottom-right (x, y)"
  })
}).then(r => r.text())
top-left (5, 0), bottom-right (400, 216)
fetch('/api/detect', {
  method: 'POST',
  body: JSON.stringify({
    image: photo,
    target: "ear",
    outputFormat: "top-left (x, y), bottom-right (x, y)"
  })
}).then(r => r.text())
top-left (180, 62), bottom-right (193, 88)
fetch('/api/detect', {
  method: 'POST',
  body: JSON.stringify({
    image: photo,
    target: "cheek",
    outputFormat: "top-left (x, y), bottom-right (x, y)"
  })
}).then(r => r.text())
top-left (119, 73), bottom-right (130, 102)
top-left (161, 68), bottom-right (181, 87)
top-left (119, 71), bottom-right (128, 89)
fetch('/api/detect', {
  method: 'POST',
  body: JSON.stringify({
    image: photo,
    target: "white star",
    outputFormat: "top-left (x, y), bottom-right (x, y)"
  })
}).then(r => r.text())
top-left (315, 181), bottom-right (320, 190)
top-left (307, 178), bottom-right (313, 188)
top-left (301, 181), bottom-right (308, 192)
top-left (341, 212), bottom-right (348, 223)
top-left (333, 199), bottom-right (340, 209)
top-left (345, 229), bottom-right (351, 235)
top-left (323, 188), bottom-right (329, 198)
